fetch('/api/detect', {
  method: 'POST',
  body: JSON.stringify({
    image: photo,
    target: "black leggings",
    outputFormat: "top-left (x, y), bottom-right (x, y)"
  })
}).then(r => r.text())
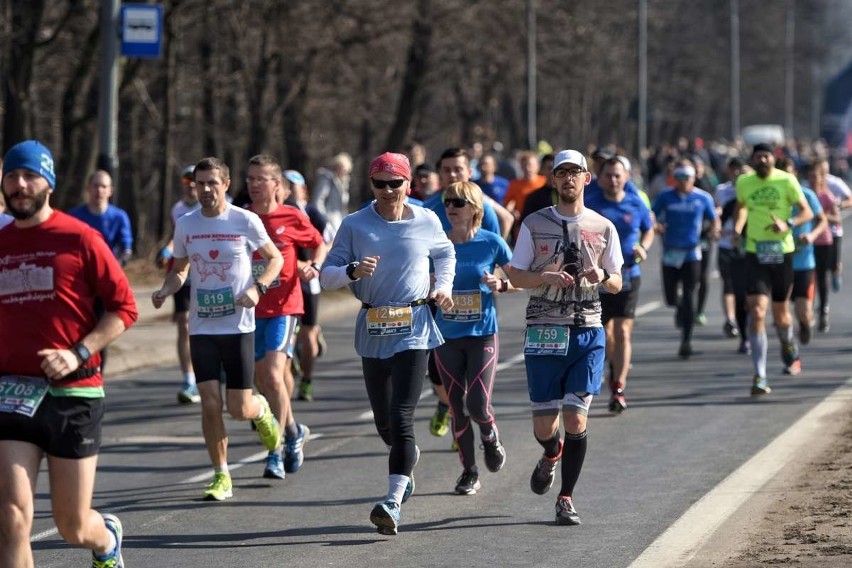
top-left (814, 244), bottom-right (833, 313)
top-left (434, 335), bottom-right (499, 470)
top-left (362, 349), bottom-right (428, 475)
top-left (662, 260), bottom-right (701, 342)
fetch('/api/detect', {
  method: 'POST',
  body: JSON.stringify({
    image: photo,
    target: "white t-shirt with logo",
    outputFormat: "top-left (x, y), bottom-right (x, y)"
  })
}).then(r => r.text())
top-left (174, 204), bottom-right (270, 335)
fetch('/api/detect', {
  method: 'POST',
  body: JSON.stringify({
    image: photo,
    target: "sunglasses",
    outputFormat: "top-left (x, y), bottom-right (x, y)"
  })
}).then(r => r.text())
top-left (371, 178), bottom-right (405, 189)
top-left (443, 197), bottom-right (469, 208)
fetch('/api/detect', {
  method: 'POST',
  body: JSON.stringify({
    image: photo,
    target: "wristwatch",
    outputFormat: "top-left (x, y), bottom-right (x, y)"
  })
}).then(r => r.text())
top-left (346, 262), bottom-right (359, 281)
top-left (71, 343), bottom-right (91, 364)
top-left (786, 217), bottom-right (796, 229)
top-left (255, 280), bottom-right (269, 296)
top-left (601, 268), bottom-right (611, 283)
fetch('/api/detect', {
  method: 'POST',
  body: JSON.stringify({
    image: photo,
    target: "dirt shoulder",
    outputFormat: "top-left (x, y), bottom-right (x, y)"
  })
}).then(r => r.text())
top-left (688, 400), bottom-right (852, 567)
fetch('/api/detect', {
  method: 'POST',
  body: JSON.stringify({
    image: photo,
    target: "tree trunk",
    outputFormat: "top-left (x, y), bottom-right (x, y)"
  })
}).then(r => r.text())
top-left (2, 0), bottom-right (44, 151)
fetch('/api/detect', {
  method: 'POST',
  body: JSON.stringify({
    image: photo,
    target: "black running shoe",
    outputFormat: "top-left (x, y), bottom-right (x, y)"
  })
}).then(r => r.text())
top-left (555, 496), bottom-right (581, 526)
top-left (608, 389), bottom-right (627, 413)
top-left (482, 436), bottom-right (506, 473)
top-left (455, 469), bottom-right (481, 495)
top-left (678, 341), bottom-right (692, 359)
top-left (530, 441), bottom-right (562, 495)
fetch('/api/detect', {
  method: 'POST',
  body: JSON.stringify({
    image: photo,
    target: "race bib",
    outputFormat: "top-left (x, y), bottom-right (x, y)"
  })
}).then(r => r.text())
top-left (251, 260), bottom-right (281, 288)
top-left (524, 325), bottom-right (571, 356)
top-left (366, 305), bottom-right (413, 336)
top-left (443, 290), bottom-right (483, 321)
top-left (662, 249), bottom-right (688, 268)
top-left (0, 375), bottom-right (49, 417)
top-left (196, 286), bottom-right (236, 318)
top-left (756, 241), bottom-right (784, 265)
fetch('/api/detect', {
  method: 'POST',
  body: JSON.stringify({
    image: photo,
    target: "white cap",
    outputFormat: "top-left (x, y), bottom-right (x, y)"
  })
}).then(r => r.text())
top-left (552, 149), bottom-right (588, 172)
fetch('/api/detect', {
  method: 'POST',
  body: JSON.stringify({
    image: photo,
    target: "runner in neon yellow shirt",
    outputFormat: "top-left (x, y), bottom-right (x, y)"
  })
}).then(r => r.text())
top-left (734, 144), bottom-right (813, 396)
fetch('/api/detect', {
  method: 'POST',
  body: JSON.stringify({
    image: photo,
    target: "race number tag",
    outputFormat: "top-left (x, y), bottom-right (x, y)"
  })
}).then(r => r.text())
top-left (662, 249), bottom-right (688, 268)
top-left (0, 376), bottom-right (49, 417)
top-left (524, 325), bottom-right (571, 356)
top-left (756, 241), bottom-right (784, 265)
top-left (196, 286), bottom-right (236, 318)
top-left (251, 260), bottom-right (281, 288)
top-left (366, 305), bottom-right (413, 336)
top-left (443, 290), bottom-right (483, 321)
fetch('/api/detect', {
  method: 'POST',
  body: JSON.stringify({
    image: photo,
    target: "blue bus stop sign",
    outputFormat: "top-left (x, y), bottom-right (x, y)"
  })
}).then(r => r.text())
top-left (120, 5), bottom-right (162, 58)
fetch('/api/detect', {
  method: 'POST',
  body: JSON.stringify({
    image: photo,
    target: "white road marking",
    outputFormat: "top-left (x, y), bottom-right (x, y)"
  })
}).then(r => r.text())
top-left (629, 376), bottom-right (852, 568)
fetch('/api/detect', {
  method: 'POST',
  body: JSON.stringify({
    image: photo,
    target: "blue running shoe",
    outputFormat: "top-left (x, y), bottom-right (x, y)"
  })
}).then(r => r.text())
top-left (401, 445), bottom-right (420, 504)
top-left (370, 500), bottom-right (401, 535)
top-left (284, 423), bottom-right (310, 473)
top-left (92, 514), bottom-right (123, 567)
top-left (263, 452), bottom-right (285, 479)
top-left (177, 384), bottom-right (200, 404)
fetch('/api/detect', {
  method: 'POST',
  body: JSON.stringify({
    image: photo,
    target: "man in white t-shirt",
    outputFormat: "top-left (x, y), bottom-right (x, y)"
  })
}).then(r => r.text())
top-left (151, 157), bottom-right (284, 501)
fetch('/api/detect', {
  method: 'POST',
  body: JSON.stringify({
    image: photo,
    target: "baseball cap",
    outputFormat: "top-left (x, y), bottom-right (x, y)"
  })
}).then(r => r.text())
top-left (591, 148), bottom-right (615, 161)
top-left (752, 143), bottom-right (775, 156)
top-left (414, 162), bottom-right (435, 175)
top-left (3, 140), bottom-right (56, 188)
top-left (369, 152), bottom-right (411, 180)
top-left (552, 149), bottom-right (588, 172)
top-left (284, 170), bottom-right (305, 185)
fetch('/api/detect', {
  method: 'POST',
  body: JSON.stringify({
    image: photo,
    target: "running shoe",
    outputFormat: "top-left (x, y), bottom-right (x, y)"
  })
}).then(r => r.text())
top-left (298, 379), bottom-right (314, 402)
top-left (482, 435), bottom-right (506, 473)
top-left (530, 440), bottom-right (563, 495)
top-left (402, 445), bottom-right (420, 504)
top-left (832, 273), bottom-right (842, 292)
top-left (370, 500), bottom-right (401, 535)
top-left (751, 376), bottom-right (771, 396)
top-left (738, 340), bottom-right (751, 354)
top-left (723, 320), bottom-right (739, 338)
top-left (263, 452), bottom-right (285, 479)
top-left (284, 423), bottom-right (310, 473)
top-left (780, 342), bottom-right (798, 368)
top-left (555, 496), bottom-right (581, 526)
top-left (455, 469), bottom-right (481, 495)
top-left (203, 472), bottom-right (233, 501)
top-left (678, 341), bottom-right (692, 359)
top-left (177, 384), bottom-right (200, 404)
top-left (798, 323), bottom-right (811, 346)
top-left (252, 395), bottom-right (281, 452)
top-left (784, 358), bottom-right (802, 376)
top-left (694, 313), bottom-right (707, 326)
top-left (608, 389), bottom-right (627, 413)
top-left (92, 514), bottom-right (124, 568)
top-left (429, 405), bottom-right (450, 437)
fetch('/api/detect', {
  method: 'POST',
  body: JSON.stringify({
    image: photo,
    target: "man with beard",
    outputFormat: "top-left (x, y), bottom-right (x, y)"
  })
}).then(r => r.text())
top-left (506, 149), bottom-right (623, 526)
top-left (734, 144), bottom-right (813, 395)
top-left (0, 140), bottom-right (138, 567)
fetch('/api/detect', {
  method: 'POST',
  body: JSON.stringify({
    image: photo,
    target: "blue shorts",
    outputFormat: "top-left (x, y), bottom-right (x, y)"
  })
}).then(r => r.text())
top-left (254, 315), bottom-right (298, 361)
top-left (524, 326), bottom-right (605, 405)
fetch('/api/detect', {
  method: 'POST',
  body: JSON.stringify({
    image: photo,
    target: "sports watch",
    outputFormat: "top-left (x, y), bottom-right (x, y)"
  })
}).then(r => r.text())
top-left (71, 343), bottom-right (92, 364)
top-left (255, 280), bottom-right (269, 296)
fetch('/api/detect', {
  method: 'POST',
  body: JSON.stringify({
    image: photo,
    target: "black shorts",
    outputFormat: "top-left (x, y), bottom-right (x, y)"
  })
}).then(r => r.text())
top-left (792, 269), bottom-right (815, 300)
top-left (190, 332), bottom-right (254, 389)
top-left (173, 281), bottom-right (192, 315)
top-left (745, 252), bottom-right (793, 302)
top-left (301, 289), bottom-right (320, 327)
top-left (600, 276), bottom-right (641, 322)
top-left (0, 395), bottom-right (104, 458)
top-left (718, 247), bottom-right (742, 295)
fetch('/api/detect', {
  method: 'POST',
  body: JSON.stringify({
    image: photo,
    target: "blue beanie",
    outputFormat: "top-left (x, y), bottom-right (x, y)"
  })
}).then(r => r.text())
top-left (3, 140), bottom-right (56, 188)
top-left (284, 169), bottom-right (305, 185)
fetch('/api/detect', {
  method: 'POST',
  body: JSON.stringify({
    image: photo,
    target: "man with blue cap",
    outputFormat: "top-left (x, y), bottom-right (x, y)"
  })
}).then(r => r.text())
top-left (0, 140), bottom-right (138, 567)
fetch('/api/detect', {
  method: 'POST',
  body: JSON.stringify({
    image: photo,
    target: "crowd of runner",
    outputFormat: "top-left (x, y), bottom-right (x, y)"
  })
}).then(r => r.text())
top-left (0, 134), bottom-right (848, 564)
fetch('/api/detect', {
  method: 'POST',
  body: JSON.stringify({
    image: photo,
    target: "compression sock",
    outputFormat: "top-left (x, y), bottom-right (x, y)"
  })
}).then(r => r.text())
top-left (559, 430), bottom-right (588, 497)
top-left (386, 474), bottom-right (410, 505)
top-left (750, 331), bottom-right (768, 378)
top-left (535, 432), bottom-right (562, 459)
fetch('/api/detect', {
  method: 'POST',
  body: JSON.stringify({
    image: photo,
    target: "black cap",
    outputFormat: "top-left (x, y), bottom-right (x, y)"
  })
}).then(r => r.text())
top-left (752, 143), bottom-right (775, 156)
top-left (415, 163), bottom-right (435, 174)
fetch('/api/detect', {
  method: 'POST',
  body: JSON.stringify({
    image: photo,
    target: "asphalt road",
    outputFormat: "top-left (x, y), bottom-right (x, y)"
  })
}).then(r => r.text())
top-left (31, 243), bottom-right (852, 568)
